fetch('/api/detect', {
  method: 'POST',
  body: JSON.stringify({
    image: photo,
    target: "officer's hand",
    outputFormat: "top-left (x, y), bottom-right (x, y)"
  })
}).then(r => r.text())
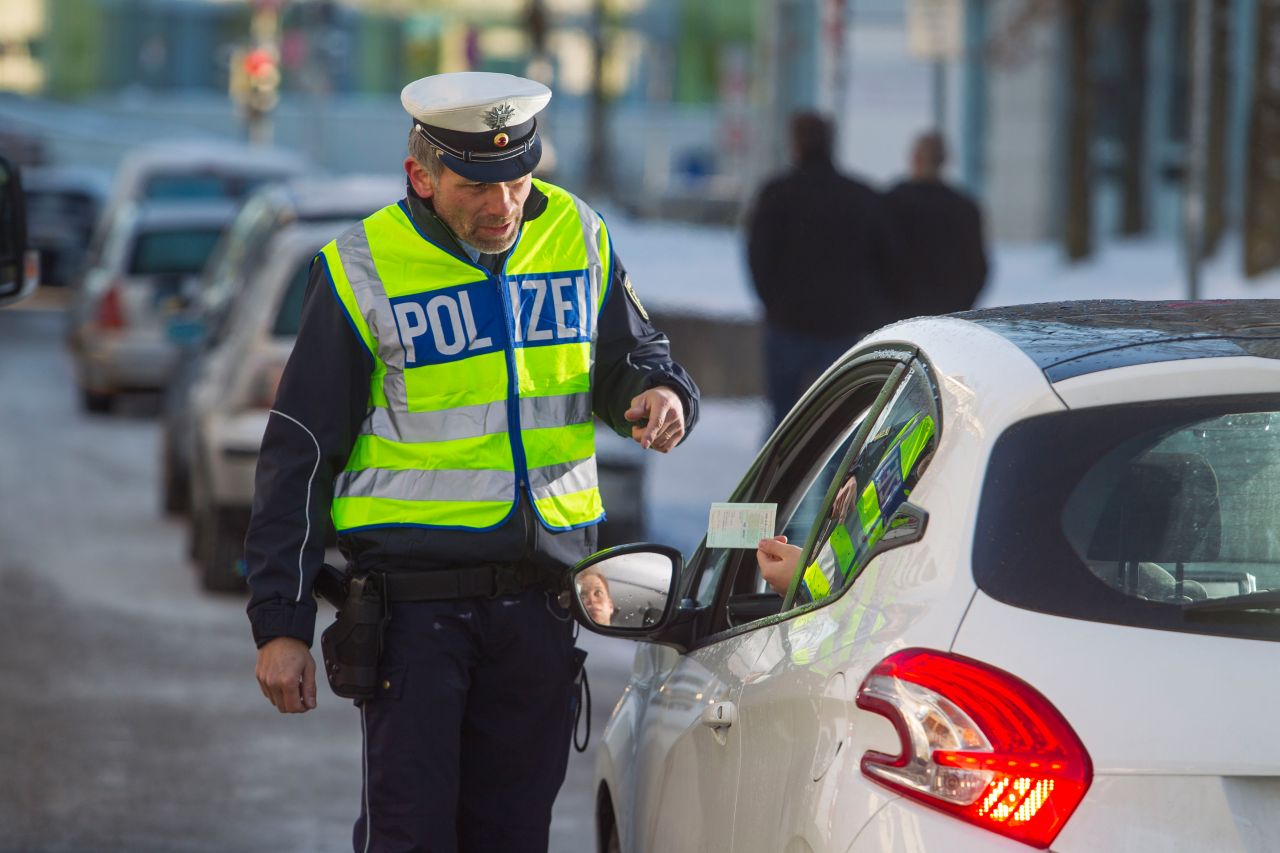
top-left (625, 387), bottom-right (685, 452)
top-left (256, 637), bottom-right (317, 714)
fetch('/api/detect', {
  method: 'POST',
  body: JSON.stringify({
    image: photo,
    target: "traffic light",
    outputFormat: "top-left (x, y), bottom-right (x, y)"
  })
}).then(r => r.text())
top-left (242, 46), bottom-right (281, 113)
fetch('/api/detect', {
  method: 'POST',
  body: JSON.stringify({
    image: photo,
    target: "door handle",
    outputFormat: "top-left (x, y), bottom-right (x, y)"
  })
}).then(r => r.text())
top-left (699, 700), bottom-right (738, 730)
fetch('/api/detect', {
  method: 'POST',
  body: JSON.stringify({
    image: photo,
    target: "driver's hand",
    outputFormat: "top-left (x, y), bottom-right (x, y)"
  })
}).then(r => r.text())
top-left (757, 535), bottom-right (804, 596)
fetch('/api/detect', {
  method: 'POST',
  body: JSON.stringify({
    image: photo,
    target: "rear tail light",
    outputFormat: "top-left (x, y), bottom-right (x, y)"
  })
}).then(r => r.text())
top-left (855, 649), bottom-right (1091, 849)
top-left (96, 281), bottom-right (127, 330)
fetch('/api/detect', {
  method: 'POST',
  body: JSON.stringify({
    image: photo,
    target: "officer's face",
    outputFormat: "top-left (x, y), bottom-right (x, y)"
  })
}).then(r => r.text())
top-left (407, 157), bottom-right (531, 253)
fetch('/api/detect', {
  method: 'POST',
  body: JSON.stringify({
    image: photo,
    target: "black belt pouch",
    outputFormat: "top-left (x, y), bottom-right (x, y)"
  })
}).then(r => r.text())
top-left (320, 573), bottom-right (387, 700)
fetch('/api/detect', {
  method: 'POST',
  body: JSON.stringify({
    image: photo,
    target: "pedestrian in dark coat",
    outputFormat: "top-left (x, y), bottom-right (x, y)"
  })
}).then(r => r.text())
top-left (746, 111), bottom-right (899, 431)
top-left (884, 131), bottom-right (988, 318)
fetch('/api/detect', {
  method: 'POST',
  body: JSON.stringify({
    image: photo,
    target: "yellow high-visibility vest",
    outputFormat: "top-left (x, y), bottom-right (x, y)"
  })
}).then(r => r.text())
top-left (320, 179), bottom-right (611, 533)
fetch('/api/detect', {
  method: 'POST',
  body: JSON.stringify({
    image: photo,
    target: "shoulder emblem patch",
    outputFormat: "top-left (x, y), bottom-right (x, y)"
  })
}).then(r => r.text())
top-left (623, 274), bottom-right (650, 322)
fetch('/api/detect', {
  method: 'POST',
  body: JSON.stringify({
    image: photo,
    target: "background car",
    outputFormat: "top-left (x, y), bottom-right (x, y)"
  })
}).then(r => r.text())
top-left (21, 165), bottom-right (110, 287)
top-left (66, 200), bottom-right (238, 412)
top-left (186, 221), bottom-right (334, 591)
top-left (159, 173), bottom-right (402, 515)
top-left (78, 140), bottom-right (307, 283)
top-left (567, 300), bottom-right (1280, 853)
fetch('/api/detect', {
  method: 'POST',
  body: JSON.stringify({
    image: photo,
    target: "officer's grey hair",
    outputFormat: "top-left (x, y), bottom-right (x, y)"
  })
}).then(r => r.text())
top-left (407, 125), bottom-right (444, 181)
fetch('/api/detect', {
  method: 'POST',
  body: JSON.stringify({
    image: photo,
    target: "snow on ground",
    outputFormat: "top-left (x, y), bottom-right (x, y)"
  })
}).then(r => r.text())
top-left (606, 209), bottom-right (1280, 321)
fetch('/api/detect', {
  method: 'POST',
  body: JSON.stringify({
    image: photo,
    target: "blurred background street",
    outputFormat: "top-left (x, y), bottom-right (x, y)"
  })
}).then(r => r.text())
top-left (4, 0), bottom-right (1280, 850)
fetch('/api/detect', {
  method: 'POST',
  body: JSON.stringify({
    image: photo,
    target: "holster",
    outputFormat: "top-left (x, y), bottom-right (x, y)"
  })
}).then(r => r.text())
top-left (319, 572), bottom-right (387, 701)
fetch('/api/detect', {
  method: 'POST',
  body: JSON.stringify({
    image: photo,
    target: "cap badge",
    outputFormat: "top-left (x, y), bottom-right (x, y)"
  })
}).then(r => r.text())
top-left (483, 103), bottom-right (517, 131)
top-left (493, 132), bottom-right (510, 148)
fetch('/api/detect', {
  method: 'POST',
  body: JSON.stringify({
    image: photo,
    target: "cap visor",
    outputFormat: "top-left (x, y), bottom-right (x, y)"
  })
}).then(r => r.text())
top-left (439, 136), bottom-right (542, 183)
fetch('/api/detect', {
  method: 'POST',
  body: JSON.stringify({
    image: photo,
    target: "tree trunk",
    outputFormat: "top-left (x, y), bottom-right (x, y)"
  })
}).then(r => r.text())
top-left (585, 0), bottom-right (611, 197)
top-left (1064, 0), bottom-right (1094, 261)
top-left (1203, 0), bottom-right (1229, 255)
top-left (1117, 0), bottom-right (1149, 235)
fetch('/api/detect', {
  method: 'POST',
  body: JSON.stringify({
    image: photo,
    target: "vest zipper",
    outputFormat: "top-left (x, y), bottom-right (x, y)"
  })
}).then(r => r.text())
top-left (493, 240), bottom-right (531, 506)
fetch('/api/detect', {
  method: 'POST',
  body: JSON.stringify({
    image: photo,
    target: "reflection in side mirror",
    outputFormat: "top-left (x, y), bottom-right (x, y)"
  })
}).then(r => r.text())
top-left (570, 544), bottom-right (681, 637)
top-left (868, 502), bottom-right (929, 561)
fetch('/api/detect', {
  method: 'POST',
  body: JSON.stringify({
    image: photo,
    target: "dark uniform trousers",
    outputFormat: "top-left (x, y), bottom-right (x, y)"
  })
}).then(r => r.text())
top-left (353, 586), bottom-right (578, 853)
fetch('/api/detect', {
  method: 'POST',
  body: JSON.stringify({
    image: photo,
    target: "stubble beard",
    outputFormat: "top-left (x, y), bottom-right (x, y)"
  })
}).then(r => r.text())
top-left (439, 207), bottom-right (522, 254)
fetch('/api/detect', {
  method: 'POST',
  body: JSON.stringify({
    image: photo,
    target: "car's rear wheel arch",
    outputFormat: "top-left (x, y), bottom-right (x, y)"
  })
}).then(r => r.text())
top-left (596, 781), bottom-right (621, 853)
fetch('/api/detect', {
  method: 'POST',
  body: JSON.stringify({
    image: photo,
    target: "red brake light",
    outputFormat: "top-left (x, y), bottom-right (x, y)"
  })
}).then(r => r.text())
top-left (855, 649), bottom-right (1091, 849)
top-left (96, 282), bottom-right (126, 329)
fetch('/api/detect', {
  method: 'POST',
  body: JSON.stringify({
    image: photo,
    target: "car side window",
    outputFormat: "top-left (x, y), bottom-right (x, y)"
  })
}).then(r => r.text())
top-left (685, 360), bottom-right (901, 634)
top-left (785, 362), bottom-right (939, 608)
top-left (692, 424), bottom-right (862, 609)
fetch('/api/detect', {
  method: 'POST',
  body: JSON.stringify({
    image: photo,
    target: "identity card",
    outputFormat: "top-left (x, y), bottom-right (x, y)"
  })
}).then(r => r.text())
top-left (706, 502), bottom-right (777, 549)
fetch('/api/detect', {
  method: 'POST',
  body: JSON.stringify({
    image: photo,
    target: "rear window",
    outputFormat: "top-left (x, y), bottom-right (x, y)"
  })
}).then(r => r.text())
top-left (974, 395), bottom-right (1280, 642)
top-left (271, 260), bottom-right (312, 336)
top-left (129, 228), bottom-right (225, 276)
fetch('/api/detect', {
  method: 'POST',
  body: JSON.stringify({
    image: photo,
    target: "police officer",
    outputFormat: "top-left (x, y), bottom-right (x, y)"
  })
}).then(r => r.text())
top-left (246, 72), bottom-right (699, 853)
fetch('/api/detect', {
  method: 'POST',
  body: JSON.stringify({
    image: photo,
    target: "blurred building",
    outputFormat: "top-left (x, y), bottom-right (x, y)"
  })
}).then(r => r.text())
top-left (766, 0), bottom-right (1263, 262)
top-left (1, 0), bottom-right (753, 214)
top-left (4, 0), bottom-right (1267, 258)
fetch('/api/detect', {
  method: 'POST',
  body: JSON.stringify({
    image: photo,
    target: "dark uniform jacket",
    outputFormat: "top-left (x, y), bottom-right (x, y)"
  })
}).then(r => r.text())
top-left (884, 179), bottom-right (988, 317)
top-left (746, 158), bottom-right (901, 337)
top-left (246, 184), bottom-right (700, 648)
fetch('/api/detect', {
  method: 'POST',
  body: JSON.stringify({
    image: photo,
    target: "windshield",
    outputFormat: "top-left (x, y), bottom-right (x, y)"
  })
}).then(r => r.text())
top-left (271, 259), bottom-right (312, 337)
top-left (143, 172), bottom-right (282, 202)
top-left (129, 228), bottom-right (225, 277)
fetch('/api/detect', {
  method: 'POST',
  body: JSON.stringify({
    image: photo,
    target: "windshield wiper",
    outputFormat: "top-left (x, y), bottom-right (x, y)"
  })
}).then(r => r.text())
top-left (1181, 589), bottom-right (1280, 614)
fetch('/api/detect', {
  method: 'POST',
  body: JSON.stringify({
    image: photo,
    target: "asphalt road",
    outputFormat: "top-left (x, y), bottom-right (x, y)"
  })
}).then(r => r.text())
top-left (0, 304), bottom-right (640, 853)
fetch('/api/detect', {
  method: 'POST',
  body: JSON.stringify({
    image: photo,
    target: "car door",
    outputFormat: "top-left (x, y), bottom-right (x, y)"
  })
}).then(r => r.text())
top-left (622, 353), bottom-right (905, 852)
top-left (728, 358), bottom-right (945, 852)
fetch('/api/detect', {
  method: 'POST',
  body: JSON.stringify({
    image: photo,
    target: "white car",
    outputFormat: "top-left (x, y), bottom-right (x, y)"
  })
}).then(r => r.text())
top-left (188, 221), bottom-right (340, 592)
top-left (566, 300), bottom-right (1280, 852)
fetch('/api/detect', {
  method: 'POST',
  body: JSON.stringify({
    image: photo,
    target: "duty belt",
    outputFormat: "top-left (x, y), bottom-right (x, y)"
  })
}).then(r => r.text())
top-left (315, 562), bottom-right (562, 608)
top-left (380, 563), bottom-right (556, 601)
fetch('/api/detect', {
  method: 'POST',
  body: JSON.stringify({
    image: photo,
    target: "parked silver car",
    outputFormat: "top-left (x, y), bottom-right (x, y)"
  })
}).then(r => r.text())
top-left (67, 201), bottom-right (238, 412)
top-left (159, 174), bottom-right (403, 514)
top-left (79, 140), bottom-right (306, 279)
top-left (187, 221), bottom-right (336, 591)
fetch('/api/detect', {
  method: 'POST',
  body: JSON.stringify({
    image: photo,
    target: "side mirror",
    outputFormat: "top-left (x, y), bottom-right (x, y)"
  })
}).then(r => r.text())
top-left (0, 155), bottom-right (38, 308)
top-left (569, 544), bottom-right (682, 639)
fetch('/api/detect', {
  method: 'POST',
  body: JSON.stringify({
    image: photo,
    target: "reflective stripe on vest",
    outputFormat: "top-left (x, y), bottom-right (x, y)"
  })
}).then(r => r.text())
top-left (800, 413), bottom-right (936, 601)
top-left (321, 180), bottom-right (611, 532)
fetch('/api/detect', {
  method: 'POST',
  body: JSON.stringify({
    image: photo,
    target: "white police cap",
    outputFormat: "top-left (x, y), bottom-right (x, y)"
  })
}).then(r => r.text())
top-left (402, 72), bottom-right (552, 183)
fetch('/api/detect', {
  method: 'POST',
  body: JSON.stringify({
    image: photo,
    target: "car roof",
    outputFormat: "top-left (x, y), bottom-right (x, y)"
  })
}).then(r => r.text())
top-left (22, 165), bottom-right (113, 198)
top-left (954, 299), bottom-right (1280, 381)
top-left (265, 219), bottom-right (359, 259)
top-left (117, 140), bottom-right (307, 173)
top-left (276, 174), bottom-right (404, 220)
top-left (245, 174), bottom-right (403, 222)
